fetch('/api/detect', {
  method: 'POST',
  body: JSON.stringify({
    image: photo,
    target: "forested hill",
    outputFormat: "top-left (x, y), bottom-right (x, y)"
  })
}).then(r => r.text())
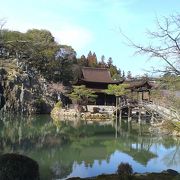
top-left (0, 29), bottom-right (123, 83)
top-left (0, 28), bottom-right (123, 114)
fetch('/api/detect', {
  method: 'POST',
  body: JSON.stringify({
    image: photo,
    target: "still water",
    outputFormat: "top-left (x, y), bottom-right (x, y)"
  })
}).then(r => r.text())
top-left (0, 114), bottom-right (180, 180)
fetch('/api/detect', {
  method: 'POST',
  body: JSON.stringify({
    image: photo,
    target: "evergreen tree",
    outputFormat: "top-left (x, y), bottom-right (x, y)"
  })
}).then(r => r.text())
top-left (109, 65), bottom-right (118, 77)
top-left (104, 84), bottom-right (129, 119)
top-left (122, 71), bottom-right (125, 78)
top-left (87, 51), bottom-right (97, 67)
top-left (118, 68), bottom-right (122, 77)
top-left (107, 57), bottom-right (113, 68)
top-left (127, 71), bottom-right (132, 79)
top-left (69, 85), bottom-right (97, 111)
top-left (99, 55), bottom-right (106, 68)
top-left (77, 55), bottom-right (88, 66)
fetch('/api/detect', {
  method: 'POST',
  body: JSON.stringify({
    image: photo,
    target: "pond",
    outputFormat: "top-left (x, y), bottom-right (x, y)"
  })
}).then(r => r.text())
top-left (0, 114), bottom-right (180, 180)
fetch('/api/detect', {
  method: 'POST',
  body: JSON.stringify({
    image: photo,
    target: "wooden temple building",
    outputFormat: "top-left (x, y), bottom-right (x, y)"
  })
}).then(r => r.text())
top-left (77, 67), bottom-right (123, 105)
top-left (128, 80), bottom-right (153, 102)
top-left (77, 67), bottom-right (154, 106)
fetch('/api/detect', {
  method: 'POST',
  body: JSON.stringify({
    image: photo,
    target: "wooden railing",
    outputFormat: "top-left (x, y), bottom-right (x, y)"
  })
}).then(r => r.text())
top-left (140, 101), bottom-right (180, 121)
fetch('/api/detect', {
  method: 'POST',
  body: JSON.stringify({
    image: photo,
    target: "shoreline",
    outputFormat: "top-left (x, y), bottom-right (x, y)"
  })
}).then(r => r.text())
top-left (67, 170), bottom-right (180, 180)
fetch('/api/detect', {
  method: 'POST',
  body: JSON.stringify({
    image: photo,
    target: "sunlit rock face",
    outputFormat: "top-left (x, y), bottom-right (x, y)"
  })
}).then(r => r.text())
top-left (0, 59), bottom-right (61, 114)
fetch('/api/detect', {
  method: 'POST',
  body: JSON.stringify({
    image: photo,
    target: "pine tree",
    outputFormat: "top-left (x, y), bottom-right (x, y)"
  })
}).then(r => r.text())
top-left (122, 71), bottom-right (125, 78)
top-left (78, 55), bottom-right (88, 66)
top-left (127, 71), bottom-right (132, 79)
top-left (87, 51), bottom-right (97, 67)
top-left (98, 55), bottom-right (106, 68)
top-left (107, 57), bottom-right (113, 68)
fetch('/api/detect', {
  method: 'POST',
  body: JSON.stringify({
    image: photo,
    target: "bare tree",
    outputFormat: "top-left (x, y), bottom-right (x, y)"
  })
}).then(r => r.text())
top-left (121, 14), bottom-right (180, 75)
top-left (0, 18), bottom-right (6, 44)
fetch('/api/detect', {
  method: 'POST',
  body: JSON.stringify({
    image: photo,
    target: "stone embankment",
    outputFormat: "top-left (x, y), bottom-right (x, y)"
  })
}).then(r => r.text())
top-left (51, 104), bottom-right (114, 122)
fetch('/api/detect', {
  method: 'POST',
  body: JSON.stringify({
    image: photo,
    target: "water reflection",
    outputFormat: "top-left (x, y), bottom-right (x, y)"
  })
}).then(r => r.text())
top-left (0, 115), bottom-right (180, 179)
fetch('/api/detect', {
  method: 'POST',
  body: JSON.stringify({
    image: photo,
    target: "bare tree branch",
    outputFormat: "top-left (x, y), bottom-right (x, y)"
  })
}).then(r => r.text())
top-left (120, 15), bottom-right (180, 75)
top-left (0, 18), bottom-right (6, 43)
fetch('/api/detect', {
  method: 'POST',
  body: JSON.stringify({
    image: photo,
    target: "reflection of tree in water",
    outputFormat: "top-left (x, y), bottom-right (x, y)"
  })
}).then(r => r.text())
top-left (0, 115), bottom-right (63, 150)
top-left (161, 138), bottom-right (180, 167)
top-left (28, 147), bottom-right (73, 180)
top-left (51, 161), bottom-right (72, 179)
top-left (102, 133), bottom-right (157, 166)
top-left (1, 115), bottom-right (180, 179)
top-left (0, 116), bottom-right (115, 179)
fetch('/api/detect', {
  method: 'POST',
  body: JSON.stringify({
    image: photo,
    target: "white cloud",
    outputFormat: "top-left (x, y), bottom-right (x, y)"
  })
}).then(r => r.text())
top-left (54, 24), bottom-right (94, 51)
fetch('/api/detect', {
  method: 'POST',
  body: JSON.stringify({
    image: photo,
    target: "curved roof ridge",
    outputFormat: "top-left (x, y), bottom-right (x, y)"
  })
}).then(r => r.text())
top-left (81, 67), bottom-right (122, 83)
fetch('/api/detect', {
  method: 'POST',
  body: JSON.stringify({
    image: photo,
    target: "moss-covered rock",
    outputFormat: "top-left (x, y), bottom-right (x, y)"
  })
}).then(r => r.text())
top-left (0, 153), bottom-right (40, 180)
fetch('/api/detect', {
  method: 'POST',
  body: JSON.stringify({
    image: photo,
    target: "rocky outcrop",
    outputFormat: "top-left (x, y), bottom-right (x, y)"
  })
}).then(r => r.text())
top-left (0, 59), bottom-right (65, 114)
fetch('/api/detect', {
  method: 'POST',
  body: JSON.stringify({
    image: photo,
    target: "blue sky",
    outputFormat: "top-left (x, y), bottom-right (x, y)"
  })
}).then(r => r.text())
top-left (1, 0), bottom-right (180, 76)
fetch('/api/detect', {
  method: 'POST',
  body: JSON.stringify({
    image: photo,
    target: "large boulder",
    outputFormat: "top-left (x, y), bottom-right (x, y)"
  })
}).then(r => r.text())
top-left (0, 153), bottom-right (40, 180)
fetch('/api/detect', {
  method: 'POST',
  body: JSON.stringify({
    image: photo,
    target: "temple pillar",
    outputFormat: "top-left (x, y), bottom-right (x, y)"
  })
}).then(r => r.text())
top-left (148, 90), bottom-right (151, 101)
top-left (137, 91), bottom-right (139, 101)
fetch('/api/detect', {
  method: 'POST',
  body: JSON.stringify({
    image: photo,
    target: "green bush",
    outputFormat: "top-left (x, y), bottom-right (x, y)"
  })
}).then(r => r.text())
top-left (93, 107), bottom-right (100, 113)
top-left (117, 162), bottom-right (133, 179)
top-left (55, 101), bottom-right (62, 108)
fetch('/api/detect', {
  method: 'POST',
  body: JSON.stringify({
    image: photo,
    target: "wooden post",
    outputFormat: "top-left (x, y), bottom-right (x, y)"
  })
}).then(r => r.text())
top-left (128, 120), bottom-right (132, 133)
top-left (137, 91), bottom-right (139, 101)
top-left (119, 109), bottom-right (122, 122)
top-left (115, 115), bottom-right (118, 139)
top-left (118, 96), bottom-right (122, 123)
top-left (119, 97), bottom-right (122, 136)
top-left (128, 106), bottom-right (132, 122)
top-left (115, 96), bottom-right (118, 139)
top-left (131, 90), bottom-right (133, 100)
top-left (148, 90), bottom-right (150, 101)
top-left (151, 111), bottom-right (154, 124)
top-left (139, 123), bottom-right (142, 136)
top-left (138, 107), bottom-right (142, 124)
top-left (116, 96), bottom-right (118, 120)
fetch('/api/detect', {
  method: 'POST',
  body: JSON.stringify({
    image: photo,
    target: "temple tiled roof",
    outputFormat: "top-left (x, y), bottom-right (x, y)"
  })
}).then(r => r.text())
top-left (127, 80), bottom-right (154, 89)
top-left (81, 67), bottom-right (122, 84)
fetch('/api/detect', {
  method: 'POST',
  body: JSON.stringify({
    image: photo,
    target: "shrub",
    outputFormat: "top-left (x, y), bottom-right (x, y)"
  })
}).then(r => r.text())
top-left (117, 162), bottom-right (133, 176)
top-left (93, 107), bottom-right (100, 113)
top-left (0, 153), bottom-right (40, 180)
top-left (55, 101), bottom-right (62, 108)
